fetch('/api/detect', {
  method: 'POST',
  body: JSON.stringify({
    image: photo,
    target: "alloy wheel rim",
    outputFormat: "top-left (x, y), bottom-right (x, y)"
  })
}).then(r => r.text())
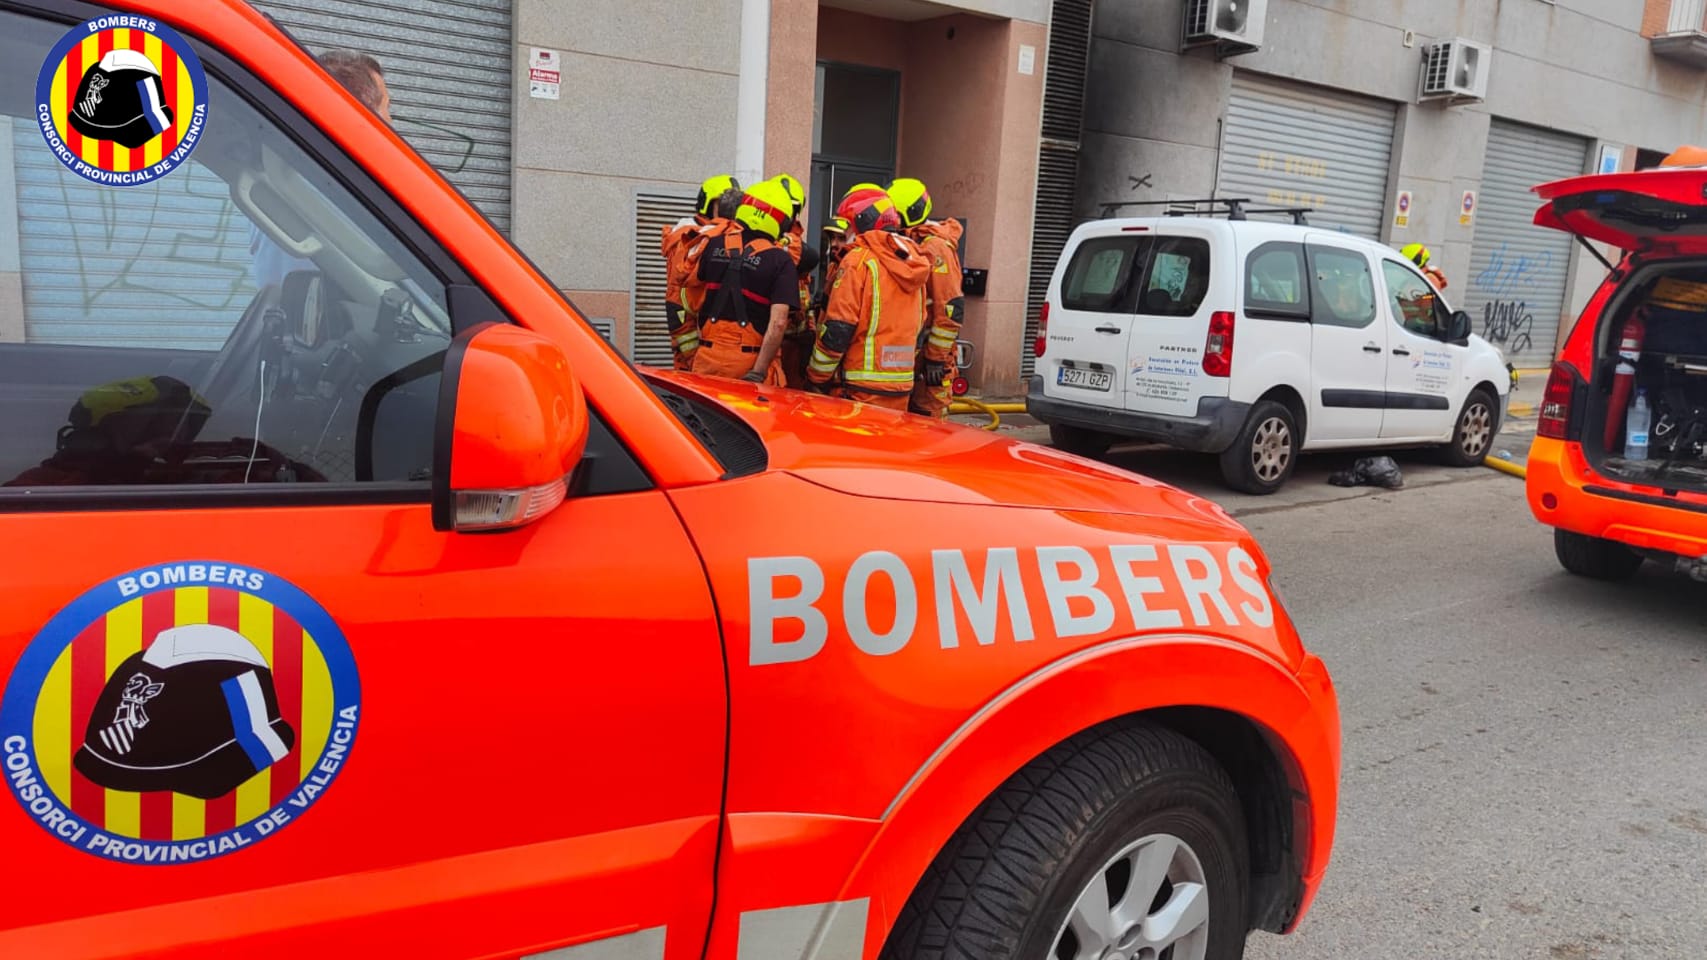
top-left (1250, 417), bottom-right (1292, 483)
top-left (1462, 402), bottom-right (1492, 458)
top-left (1051, 832), bottom-right (1211, 960)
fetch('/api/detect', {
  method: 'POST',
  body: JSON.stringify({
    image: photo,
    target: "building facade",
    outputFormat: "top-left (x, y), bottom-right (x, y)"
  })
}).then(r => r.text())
top-left (252, 0), bottom-right (1707, 388)
top-left (233, 0), bottom-right (1059, 395)
top-left (1080, 0), bottom-right (1707, 370)
top-left (6, 1), bottom-right (1704, 397)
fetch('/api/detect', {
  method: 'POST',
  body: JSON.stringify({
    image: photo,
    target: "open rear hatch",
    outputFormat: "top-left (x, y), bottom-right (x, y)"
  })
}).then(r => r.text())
top-left (1535, 168), bottom-right (1707, 498)
top-left (1535, 169), bottom-right (1707, 256)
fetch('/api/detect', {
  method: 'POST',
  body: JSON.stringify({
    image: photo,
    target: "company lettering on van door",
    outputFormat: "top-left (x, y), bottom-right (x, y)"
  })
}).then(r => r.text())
top-left (748, 544), bottom-right (1272, 665)
top-left (1414, 350), bottom-right (1453, 393)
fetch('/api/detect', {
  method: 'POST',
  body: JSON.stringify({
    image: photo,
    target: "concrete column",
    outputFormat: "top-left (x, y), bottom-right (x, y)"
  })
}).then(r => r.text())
top-left (981, 20), bottom-right (1047, 396)
top-left (1385, 104), bottom-right (1491, 298)
top-left (764, 0), bottom-right (817, 188)
top-left (511, 0), bottom-right (741, 352)
top-left (897, 15), bottom-right (1044, 397)
top-left (736, 0), bottom-right (771, 187)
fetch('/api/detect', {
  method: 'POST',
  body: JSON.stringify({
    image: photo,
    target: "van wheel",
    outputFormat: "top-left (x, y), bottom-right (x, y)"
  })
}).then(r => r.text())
top-left (1441, 389), bottom-right (1497, 467)
top-left (1050, 424), bottom-right (1116, 459)
top-left (1219, 401), bottom-right (1297, 495)
top-left (879, 722), bottom-right (1249, 960)
top-left (1555, 529), bottom-right (1644, 581)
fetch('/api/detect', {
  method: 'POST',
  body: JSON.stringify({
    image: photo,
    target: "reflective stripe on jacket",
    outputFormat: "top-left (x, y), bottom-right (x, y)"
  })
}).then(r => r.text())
top-left (807, 231), bottom-right (930, 396)
top-left (910, 219), bottom-right (965, 364)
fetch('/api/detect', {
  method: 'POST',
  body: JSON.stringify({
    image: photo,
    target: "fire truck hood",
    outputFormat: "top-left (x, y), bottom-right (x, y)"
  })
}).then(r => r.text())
top-left (654, 374), bottom-right (1242, 526)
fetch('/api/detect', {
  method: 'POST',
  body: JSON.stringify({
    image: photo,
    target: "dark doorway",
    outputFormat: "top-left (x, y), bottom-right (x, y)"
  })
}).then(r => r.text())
top-left (810, 61), bottom-right (901, 282)
top-left (1635, 147), bottom-right (1669, 171)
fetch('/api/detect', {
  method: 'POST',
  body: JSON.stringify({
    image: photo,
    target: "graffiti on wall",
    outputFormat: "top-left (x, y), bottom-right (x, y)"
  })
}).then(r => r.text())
top-left (7, 107), bottom-right (262, 351)
top-left (1473, 242), bottom-right (1551, 356)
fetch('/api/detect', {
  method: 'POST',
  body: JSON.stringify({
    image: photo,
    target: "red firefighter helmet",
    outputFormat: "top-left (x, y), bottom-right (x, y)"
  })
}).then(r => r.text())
top-left (836, 184), bottom-right (900, 235)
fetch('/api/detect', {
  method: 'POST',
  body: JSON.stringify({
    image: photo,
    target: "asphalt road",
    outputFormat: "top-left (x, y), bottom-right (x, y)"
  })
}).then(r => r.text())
top-left (1016, 430), bottom-right (1707, 959)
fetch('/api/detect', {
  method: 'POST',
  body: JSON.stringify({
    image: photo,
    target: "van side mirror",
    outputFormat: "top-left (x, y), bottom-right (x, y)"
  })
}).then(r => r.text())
top-left (1447, 310), bottom-right (1473, 343)
top-left (432, 323), bottom-right (588, 533)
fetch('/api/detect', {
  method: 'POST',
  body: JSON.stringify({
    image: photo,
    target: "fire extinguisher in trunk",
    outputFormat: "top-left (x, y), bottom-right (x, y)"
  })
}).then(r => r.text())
top-left (1605, 307), bottom-right (1647, 451)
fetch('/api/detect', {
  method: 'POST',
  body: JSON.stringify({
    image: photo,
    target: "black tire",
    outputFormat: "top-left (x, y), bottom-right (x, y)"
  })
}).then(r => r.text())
top-left (1049, 423), bottom-right (1116, 459)
top-left (880, 722), bottom-right (1249, 960)
top-left (1555, 529), bottom-right (1645, 581)
top-left (1218, 400), bottom-right (1298, 495)
top-left (1441, 389), bottom-right (1498, 467)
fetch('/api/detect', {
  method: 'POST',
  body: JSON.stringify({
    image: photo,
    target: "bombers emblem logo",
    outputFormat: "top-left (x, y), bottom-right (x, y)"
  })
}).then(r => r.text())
top-left (0, 563), bottom-right (360, 864)
top-left (34, 16), bottom-right (209, 186)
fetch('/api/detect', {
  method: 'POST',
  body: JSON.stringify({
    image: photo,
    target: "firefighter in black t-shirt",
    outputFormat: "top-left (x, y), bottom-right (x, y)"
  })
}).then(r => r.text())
top-left (689, 178), bottom-right (800, 385)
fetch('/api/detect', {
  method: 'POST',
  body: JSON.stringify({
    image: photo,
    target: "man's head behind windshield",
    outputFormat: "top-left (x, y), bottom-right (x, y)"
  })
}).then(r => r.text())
top-left (318, 49), bottom-right (391, 123)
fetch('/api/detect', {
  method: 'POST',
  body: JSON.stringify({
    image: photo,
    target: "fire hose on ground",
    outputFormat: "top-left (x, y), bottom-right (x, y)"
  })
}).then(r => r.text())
top-left (1484, 454), bottom-right (1527, 480)
top-left (949, 398), bottom-right (1026, 431)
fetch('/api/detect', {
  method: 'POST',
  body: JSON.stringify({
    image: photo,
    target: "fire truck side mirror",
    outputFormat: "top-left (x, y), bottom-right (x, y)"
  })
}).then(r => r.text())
top-left (432, 323), bottom-right (588, 533)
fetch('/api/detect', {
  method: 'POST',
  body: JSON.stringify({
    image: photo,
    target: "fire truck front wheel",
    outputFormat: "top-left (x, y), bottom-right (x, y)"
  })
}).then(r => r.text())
top-left (880, 720), bottom-right (1251, 960)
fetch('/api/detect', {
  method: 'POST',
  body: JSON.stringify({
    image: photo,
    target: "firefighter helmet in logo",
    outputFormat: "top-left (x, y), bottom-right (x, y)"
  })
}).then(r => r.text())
top-left (74, 624), bottom-right (298, 801)
top-left (69, 49), bottom-right (174, 150)
top-left (35, 18), bottom-right (209, 186)
top-left (0, 562), bottom-right (360, 864)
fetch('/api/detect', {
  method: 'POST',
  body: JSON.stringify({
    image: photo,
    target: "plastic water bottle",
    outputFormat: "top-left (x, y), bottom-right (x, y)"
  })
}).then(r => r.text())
top-left (1627, 388), bottom-right (1651, 461)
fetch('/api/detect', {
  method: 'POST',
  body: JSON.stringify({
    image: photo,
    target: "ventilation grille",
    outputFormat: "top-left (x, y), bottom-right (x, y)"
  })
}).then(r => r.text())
top-left (1022, 0), bottom-right (1094, 381)
top-left (631, 192), bottom-right (698, 367)
top-left (1042, 0), bottom-right (1094, 141)
top-left (1184, 0), bottom-right (1212, 37)
top-left (588, 317), bottom-right (616, 347)
top-left (1421, 42), bottom-right (1453, 95)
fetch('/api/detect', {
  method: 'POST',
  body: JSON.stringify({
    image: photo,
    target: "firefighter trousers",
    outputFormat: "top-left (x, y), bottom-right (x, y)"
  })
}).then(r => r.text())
top-left (692, 319), bottom-right (784, 385)
top-left (830, 386), bottom-right (911, 411)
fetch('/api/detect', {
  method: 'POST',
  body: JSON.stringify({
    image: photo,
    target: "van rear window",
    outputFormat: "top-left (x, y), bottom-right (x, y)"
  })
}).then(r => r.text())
top-left (1060, 236), bottom-right (1212, 315)
top-left (1139, 238), bottom-right (1211, 317)
top-left (1061, 237), bottom-right (1141, 312)
top-left (1246, 242), bottom-right (1309, 318)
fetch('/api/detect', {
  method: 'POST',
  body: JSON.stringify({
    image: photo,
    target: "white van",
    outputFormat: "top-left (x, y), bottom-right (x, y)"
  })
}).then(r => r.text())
top-left (1025, 212), bottom-right (1513, 493)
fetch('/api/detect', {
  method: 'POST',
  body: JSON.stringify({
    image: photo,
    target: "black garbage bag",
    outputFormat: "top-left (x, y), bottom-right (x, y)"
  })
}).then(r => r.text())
top-left (1328, 455), bottom-right (1404, 489)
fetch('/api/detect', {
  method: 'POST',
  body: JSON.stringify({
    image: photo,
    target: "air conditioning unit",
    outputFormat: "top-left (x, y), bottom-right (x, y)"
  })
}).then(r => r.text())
top-left (1182, 0), bottom-right (1266, 54)
top-left (1419, 38), bottom-right (1491, 104)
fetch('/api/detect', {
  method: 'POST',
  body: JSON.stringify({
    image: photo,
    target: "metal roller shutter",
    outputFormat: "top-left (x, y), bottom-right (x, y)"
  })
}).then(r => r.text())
top-left (11, 122), bottom-right (258, 349)
top-left (1461, 119), bottom-right (1587, 368)
top-left (253, 0), bottom-right (513, 235)
top-left (631, 192), bottom-right (697, 366)
top-left (12, 0), bottom-right (513, 349)
top-left (1218, 73), bottom-right (1396, 239)
top-left (1021, 0), bottom-right (1093, 382)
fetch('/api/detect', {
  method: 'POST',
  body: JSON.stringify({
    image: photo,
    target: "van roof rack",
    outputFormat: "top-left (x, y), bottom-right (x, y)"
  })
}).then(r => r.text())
top-left (1096, 198), bottom-right (1316, 226)
top-left (1098, 197), bottom-right (1254, 220)
top-left (1242, 206), bottom-right (1315, 226)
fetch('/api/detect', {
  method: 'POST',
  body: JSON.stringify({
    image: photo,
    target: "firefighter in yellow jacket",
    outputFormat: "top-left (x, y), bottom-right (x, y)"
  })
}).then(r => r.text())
top-left (660, 174), bottom-right (741, 370)
top-left (888, 177), bottom-right (965, 419)
top-left (806, 187), bottom-right (930, 409)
